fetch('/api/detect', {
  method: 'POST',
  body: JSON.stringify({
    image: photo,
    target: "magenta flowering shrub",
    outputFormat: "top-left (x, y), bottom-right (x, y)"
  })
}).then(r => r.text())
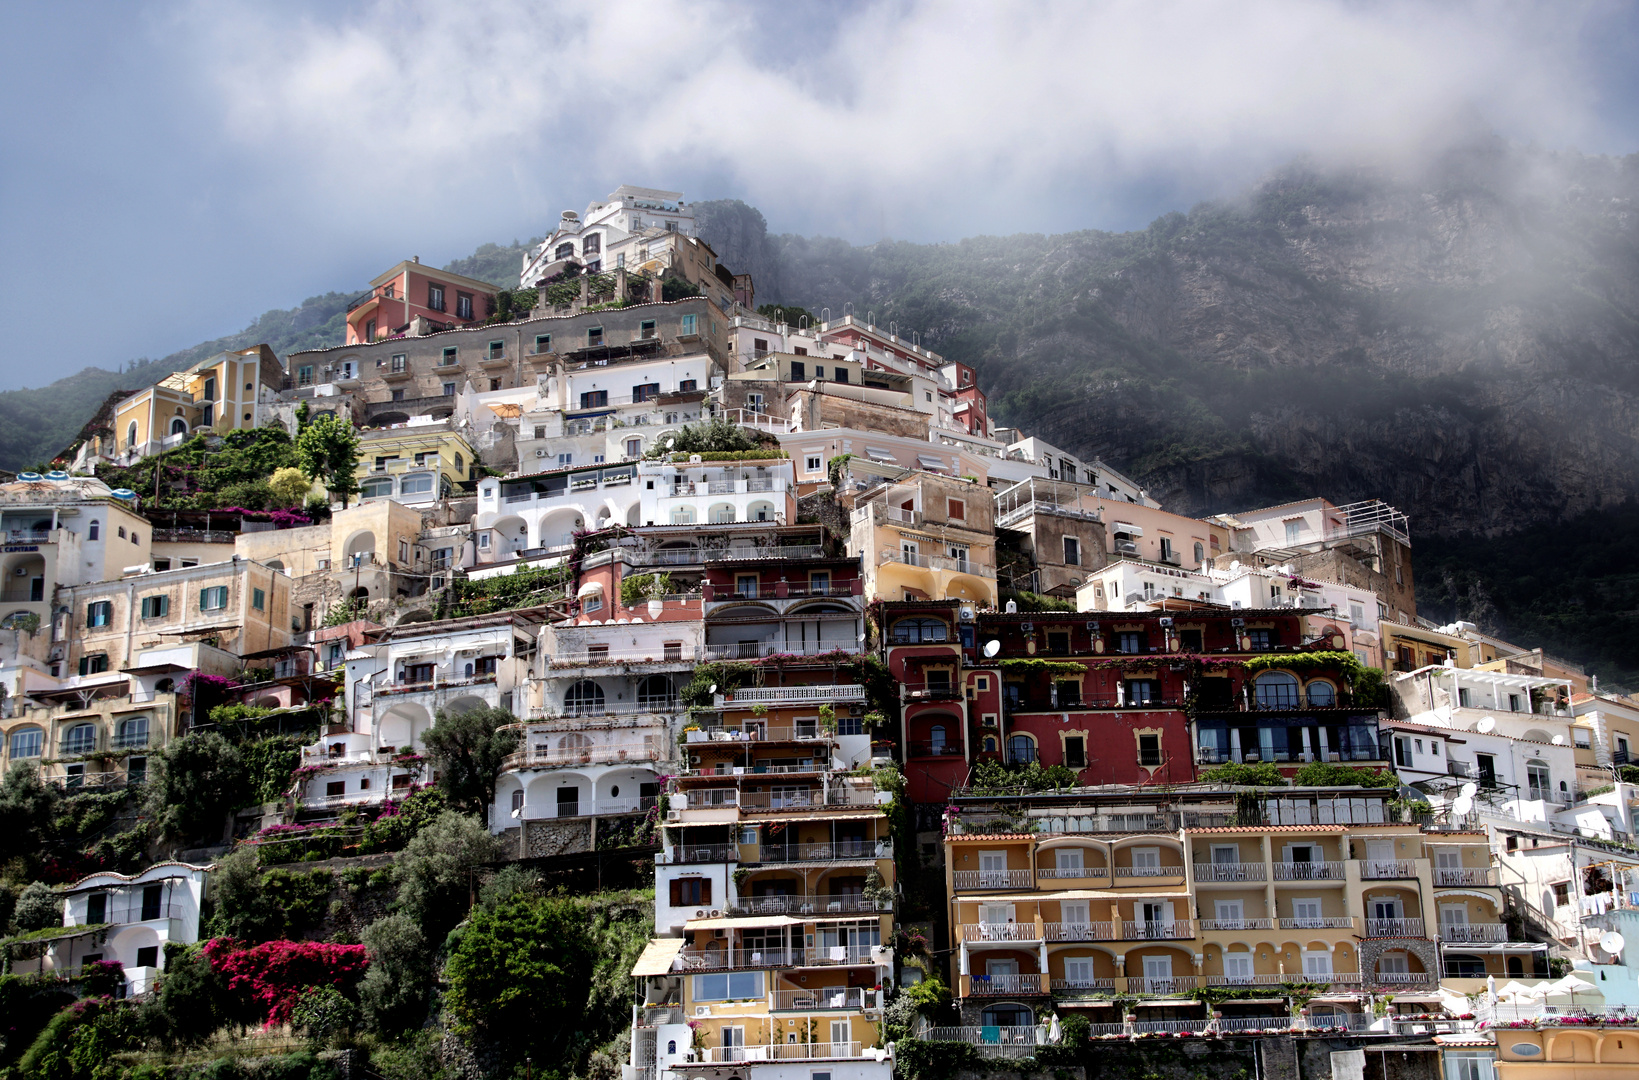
top-left (203, 938), bottom-right (368, 1026)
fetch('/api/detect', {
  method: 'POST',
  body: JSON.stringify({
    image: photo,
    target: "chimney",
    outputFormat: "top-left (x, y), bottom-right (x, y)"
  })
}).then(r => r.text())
top-left (413, 256), bottom-right (420, 263)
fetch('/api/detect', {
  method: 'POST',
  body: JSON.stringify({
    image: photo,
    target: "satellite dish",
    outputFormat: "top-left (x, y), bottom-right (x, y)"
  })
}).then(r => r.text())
top-left (1460, 782), bottom-right (1478, 799)
top-left (1477, 716), bottom-right (1496, 734)
top-left (1601, 931), bottom-right (1626, 955)
top-left (1552, 734), bottom-right (1566, 746)
top-left (1451, 795), bottom-right (1473, 816)
top-left (708, 684), bottom-right (717, 694)
top-left (983, 640), bottom-right (1001, 658)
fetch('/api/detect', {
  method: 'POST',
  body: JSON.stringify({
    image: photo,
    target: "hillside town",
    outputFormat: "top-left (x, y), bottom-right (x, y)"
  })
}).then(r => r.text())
top-left (1, 185), bottom-right (1635, 1080)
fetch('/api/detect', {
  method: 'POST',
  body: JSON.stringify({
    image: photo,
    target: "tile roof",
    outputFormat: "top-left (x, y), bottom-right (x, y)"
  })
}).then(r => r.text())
top-left (947, 833), bottom-right (1037, 841)
top-left (1184, 825), bottom-right (1347, 833)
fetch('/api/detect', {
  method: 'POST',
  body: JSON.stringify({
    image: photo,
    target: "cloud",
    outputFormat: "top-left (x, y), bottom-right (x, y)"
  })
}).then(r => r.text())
top-left (179, 0), bottom-right (1618, 243)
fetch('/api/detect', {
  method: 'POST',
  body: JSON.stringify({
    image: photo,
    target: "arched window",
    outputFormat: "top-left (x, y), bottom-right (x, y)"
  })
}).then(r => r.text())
top-left (1223, 947), bottom-right (1254, 983)
top-left (511, 789), bottom-right (524, 812)
top-left (555, 242), bottom-right (575, 260)
top-left (116, 716), bottom-right (149, 748)
top-left (8, 727), bottom-right (43, 759)
top-left (891, 618), bottom-right (947, 643)
top-left (1305, 680), bottom-right (1336, 707)
top-left (708, 504), bottom-right (736, 524)
top-left (170, 417), bottom-right (188, 436)
top-left (564, 680), bottom-right (606, 717)
top-left (671, 507), bottom-right (696, 525)
top-left (126, 421), bottom-right (138, 448)
top-left (62, 723), bottom-right (97, 754)
top-left (399, 473), bottom-right (434, 496)
top-left (637, 675), bottom-right (675, 710)
top-left (454, 453), bottom-right (464, 474)
top-left (666, 1041), bottom-right (677, 1056)
top-left (1193, 542), bottom-right (1204, 564)
top-left (1007, 733), bottom-right (1036, 764)
top-left (87, 520), bottom-right (99, 540)
top-left (1254, 671), bottom-right (1300, 709)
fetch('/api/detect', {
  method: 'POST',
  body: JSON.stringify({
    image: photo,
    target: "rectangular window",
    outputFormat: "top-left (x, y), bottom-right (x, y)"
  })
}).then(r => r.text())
top-left (1063, 536), bottom-right (1080, 566)
top-left (78, 654), bottom-right (109, 677)
top-left (199, 586), bottom-right (228, 611)
top-left (806, 455), bottom-right (823, 472)
top-left (488, 340), bottom-right (503, 359)
top-left (790, 361), bottom-right (805, 381)
top-left (587, 326), bottom-right (604, 347)
top-left (692, 972), bottom-right (763, 1003)
top-left (1117, 631), bottom-right (1143, 654)
top-left (442, 346), bottom-right (458, 366)
top-left (297, 365), bottom-right (314, 386)
top-left (252, 588), bottom-right (266, 611)
top-left (140, 596), bottom-right (168, 619)
top-left (632, 383), bottom-right (660, 402)
top-left (1125, 680), bottom-right (1158, 705)
top-left (428, 284), bottom-right (445, 312)
top-left (1138, 733), bottom-right (1162, 766)
top-left (678, 378), bottom-right (697, 392)
top-left (580, 390), bottom-right (608, 409)
top-left (442, 381), bottom-right (456, 396)
top-left (834, 367), bottom-right (849, 383)
top-left (1245, 628), bottom-right (1272, 649)
top-left (1064, 736), bottom-right (1086, 768)
top-left (1284, 520), bottom-right (1303, 544)
top-left (947, 499), bottom-right (965, 520)
top-left (87, 601), bottom-right (112, 628)
top-left (680, 314), bottom-right (697, 336)
top-left (535, 334), bottom-right (551, 353)
top-left (390, 353), bottom-right (406, 373)
top-left (669, 878), bottom-right (712, 906)
top-left (639, 319), bottom-right (656, 340)
top-left (457, 293), bottom-right (474, 319)
top-left (813, 366), bottom-right (825, 380)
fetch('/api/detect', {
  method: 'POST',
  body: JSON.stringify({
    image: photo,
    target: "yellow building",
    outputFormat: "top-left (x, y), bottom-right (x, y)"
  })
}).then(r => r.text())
top-left (56, 559), bottom-right (292, 675)
top-left (110, 345), bottom-right (283, 462)
top-left (939, 787), bottom-right (1544, 1042)
top-left (355, 426), bottom-right (479, 507)
top-left (848, 472), bottom-right (997, 605)
top-left (627, 723), bottom-right (896, 1080)
top-left (1488, 1020), bottom-right (1639, 1077)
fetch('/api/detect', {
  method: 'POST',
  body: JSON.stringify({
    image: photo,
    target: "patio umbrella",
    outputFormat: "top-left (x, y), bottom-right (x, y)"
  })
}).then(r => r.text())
top-left (1048, 1016), bottom-right (1062, 1044)
top-left (1545, 974), bottom-right (1599, 1007)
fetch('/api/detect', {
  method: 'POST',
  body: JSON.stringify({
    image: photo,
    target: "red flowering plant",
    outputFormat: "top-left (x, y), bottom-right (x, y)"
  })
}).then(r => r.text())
top-left (203, 939), bottom-right (368, 1026)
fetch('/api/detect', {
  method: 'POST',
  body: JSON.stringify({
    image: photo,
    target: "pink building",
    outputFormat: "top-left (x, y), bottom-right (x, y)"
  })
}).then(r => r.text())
top-left (345, 260), bottom-right (501, 345)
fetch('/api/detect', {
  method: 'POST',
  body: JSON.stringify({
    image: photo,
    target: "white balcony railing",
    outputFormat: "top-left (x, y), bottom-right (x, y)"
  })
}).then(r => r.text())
top-left (1200, 918), bottom-right (1275, 931)
top-left (770, 988), bottom-right (870, 1011)
top-left (1121, 920), bottom-right (1194, 940)
top-left (1435, 867), bottom-right (1498, 887)
top-left (1272, 861), bottom-right (1347, 881)
top-left (1363, 918), bottom-right (1425, 938)
top-left (1359, 859), bottom-right (1418, 879)
top-left (1439, 923), bottom-right (1507, 943)
top-left (1043, 921), bottom-right (1117, 941)
top-left (1193, 862), bottom-right (1265, 882)
top-left (698, 1043), bottom-right (864, 1063)
top-left (1279, 917), bottom-right (1355, 930)
top-left (878, 549), bottom-right (997, 578)
top-left (952, 869), bottom-right (1034, 891)
top-left (960, 922), bottom-right (1041, 943)
top-left (1036, 866), bottom-right (1111, 881)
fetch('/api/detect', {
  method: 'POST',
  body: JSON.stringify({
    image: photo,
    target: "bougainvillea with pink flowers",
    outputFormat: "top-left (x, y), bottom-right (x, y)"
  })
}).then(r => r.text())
top-left (203, 938), bottom-right (368, 1026)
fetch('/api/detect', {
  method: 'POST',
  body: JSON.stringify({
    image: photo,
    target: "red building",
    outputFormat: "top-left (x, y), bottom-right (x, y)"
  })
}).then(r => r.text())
top-left (882, 601), bottom-right (1386, 805)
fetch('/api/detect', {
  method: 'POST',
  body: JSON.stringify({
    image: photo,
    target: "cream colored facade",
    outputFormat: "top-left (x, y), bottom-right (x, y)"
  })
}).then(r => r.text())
top-left (355, 427), bottom-right (478, 506)
top-left (109, 346), bottom-right (282, 463)
top-left (848, 473), bottom-right (997, 605)
top-left (56, 560), bottom-right (292, 675)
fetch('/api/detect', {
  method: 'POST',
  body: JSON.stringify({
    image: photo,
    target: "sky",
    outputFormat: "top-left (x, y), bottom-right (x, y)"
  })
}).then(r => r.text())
top-left (3, 0), bottom-right (1639, 391)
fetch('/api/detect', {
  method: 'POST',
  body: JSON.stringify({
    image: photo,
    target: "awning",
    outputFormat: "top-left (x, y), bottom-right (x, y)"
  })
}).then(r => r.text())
top-left (759, 811), bottom-right (886, 825)
top-left (864, 447), bottom-right (895, 462)
top-left (576, 582), bottom-right (604, 598)
top-left (630, 937), bottom-right (686, 976)
top-left (119, 662), bottom-right (191, 676)
top-left (1388, 993), bottom-right (1445, 1002)
top-left (685, 915), bottom-right (800, 931)
top-left (1309, 995), bottom-right (1367, 1003)
top-left (962, 889), bottom-right (1190, 903)
top-left (1113, 522), bottom-right (1143, 536)
top-left (917, 455), bottom-right (947, 470)
top-left (1215, 999), bottom-right (1288, 1006)
top-left (1132, 998), bottom-right (1197, 1007)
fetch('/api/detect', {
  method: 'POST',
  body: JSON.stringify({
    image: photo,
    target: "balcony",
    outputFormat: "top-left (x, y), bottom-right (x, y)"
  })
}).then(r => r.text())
top-left (756, 841), bottom-right (890, 864)
top-left (924, 1026), bottom-right (1043, 1057)
top-left (701, 642), bottom-right (850, 661)
top-left (1049, 978), bottom-right (1118, 996)
top-left (1363, 918), bottom-right (1425, 938)
top-left (1200, 918), bottom-right (1275, 931)
top-left (1036, 866), bottom-right (1111, 883)
top-left (1438, 923), bottom-right (1507, 943)
top-left (1119, 920), bottom-right (1194, 940)
top-left (770, 988), bottom-right (871, 1012)
top-left (1043, 921), bottom-right (1117, 942)
top-left (1278, 917), bottom-right (1355, 930)
top-left (967, 973), bottom-right (1047, 996)
top-left (502, 742), bottom-right (661, 770)
top-left (908, 741), bottom-right (965, 758)
top-left (697, 1043), bottom-right (864, 1063)
top-left (1113, 865), bottom-right (1186, 882)
top-left (877, 549), bottom-right (996, 577)
top-left (110, 730), bottom-right (150, 750)
top-left (701, 544), bottom-right (827, 563)
top-left (1272, 861), bottom-right (1346, 881)
top-left (802, 944), bottom-right (880, 967)
top-left (1125, 974), bottom-right (1204, 994)
top-left (1194, 862), bottom-right (1266, 883)
top-left (1371, 971), bottom-right (1437, 988)
top-left (719, 685), bottom-right (866, 707)
top-left (952, 869), bottom-right (1034, 891)
top-left (731, 896), bottom-right (888, 917)
top-left (678, 946), bottom-right (798, 970)
top-left (961, 922), bottom-right (1043, 943)
top-left (1435, 867), bottom-right (1498, 887)
top-left (1359, 859), bottom-right (1418, 879)
top-left (663, 844), bottom-right (738, 864)
top-left (76, 899), bottom-right (186, 927)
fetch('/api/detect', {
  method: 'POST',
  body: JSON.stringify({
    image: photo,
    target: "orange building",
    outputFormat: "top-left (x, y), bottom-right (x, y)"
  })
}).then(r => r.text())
top-left (345, 259), bottom-right (502, 345)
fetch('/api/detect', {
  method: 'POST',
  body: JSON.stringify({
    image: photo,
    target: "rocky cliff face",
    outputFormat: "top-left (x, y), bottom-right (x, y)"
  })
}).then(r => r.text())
top-left (697, 139), bottom-right (1639, 535)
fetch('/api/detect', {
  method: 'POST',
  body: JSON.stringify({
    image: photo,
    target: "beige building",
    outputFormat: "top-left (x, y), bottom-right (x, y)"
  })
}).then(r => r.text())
top-left (56, 560), bottom-right (292, 676)
top-left (108, 346), bottom-right (283, 463)
top-left (847, 471), bottom-right (997, 606)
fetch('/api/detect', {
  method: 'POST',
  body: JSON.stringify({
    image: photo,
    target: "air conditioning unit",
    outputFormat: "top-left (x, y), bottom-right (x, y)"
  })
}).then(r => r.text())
top-left (536, 449), bottom-right (548, 457)
top-left (695, 1006), bottom-right (712, 1017)
top-left (696, 909), bottom-right (707, 917)
top-left (1231, 618), bottom-right (1245, 627)
top-left (959, 606), bottom-right (976, 621)
top-left (1085, 621), bottom-right (1099, 632)
top-left (689, 454), bottom-right (703, 463)
top-left (1021, 621), bottom-right (1034, 632)
top-left (1158, 617), bottom-right (1174, 628)
top-left (710, 908), bottom-right (722, 918)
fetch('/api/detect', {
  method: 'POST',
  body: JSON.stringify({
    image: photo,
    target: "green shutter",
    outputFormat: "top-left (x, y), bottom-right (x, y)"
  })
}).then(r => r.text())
top-left (199, 589), bottom-right (210, 612)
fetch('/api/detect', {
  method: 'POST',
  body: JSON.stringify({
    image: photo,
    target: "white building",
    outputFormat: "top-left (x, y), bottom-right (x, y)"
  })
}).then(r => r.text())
top-left (520, 186), bottom-right (697, 287)
top-left (17, 863), bottom-right (210, 995)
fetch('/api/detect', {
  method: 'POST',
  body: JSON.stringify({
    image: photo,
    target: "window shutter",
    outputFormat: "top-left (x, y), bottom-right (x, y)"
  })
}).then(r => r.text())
top-left (669, 880), bottom-right (682, 906)
top-left (699, 878), bottom-right (711, 904)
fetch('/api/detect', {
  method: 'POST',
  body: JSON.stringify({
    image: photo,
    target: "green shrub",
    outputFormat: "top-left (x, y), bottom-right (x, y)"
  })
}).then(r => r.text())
top-left (1200, 761), bottom-right (1286, 786)
top-left (1290, 762), bottom-right (1398, 788)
